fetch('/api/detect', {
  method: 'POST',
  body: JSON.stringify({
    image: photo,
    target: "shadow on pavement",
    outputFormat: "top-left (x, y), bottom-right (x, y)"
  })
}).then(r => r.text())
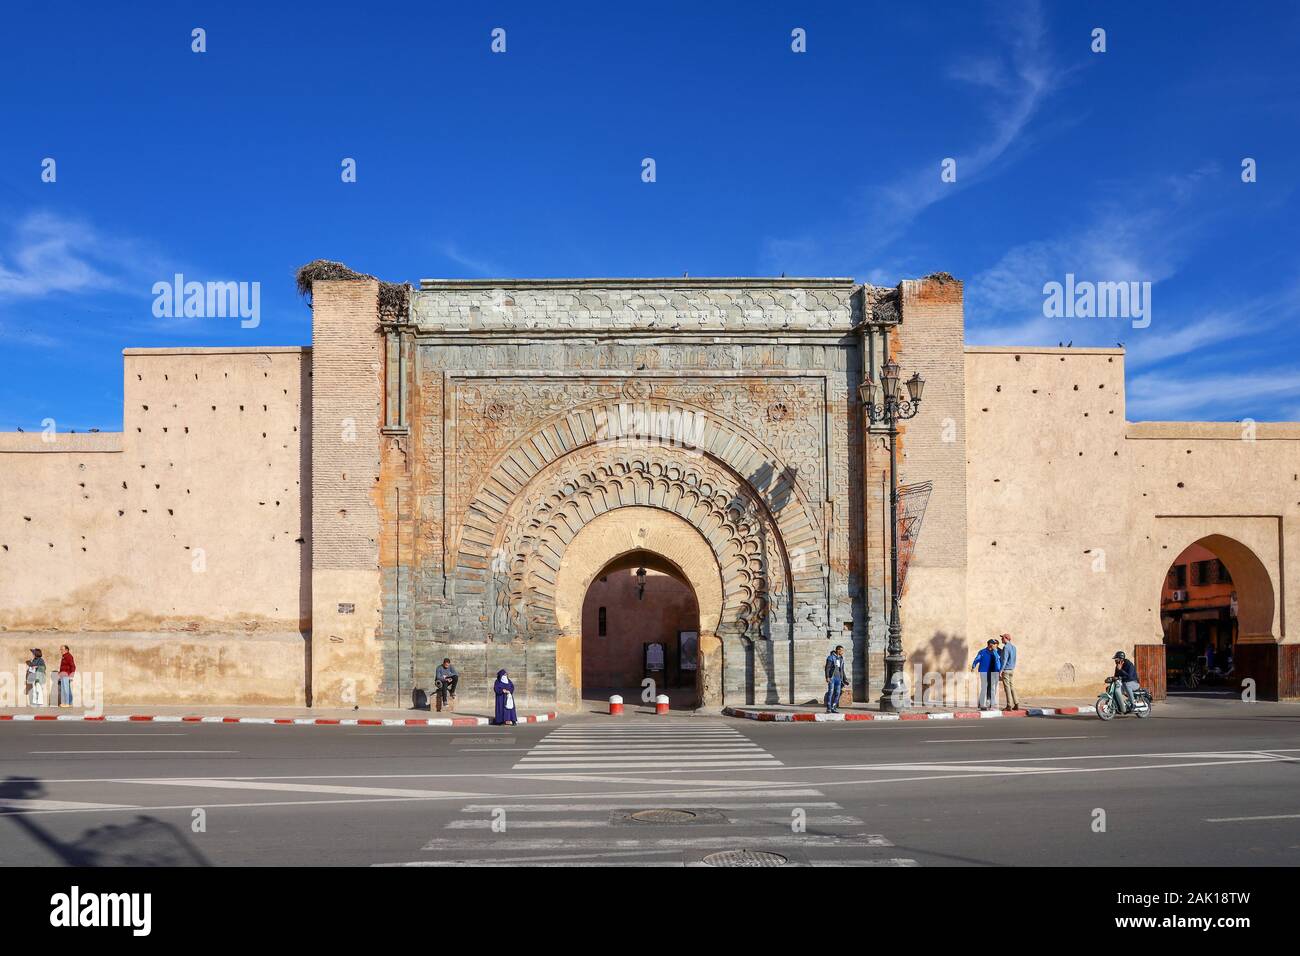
top-left (1, 776), bottom-right (210, 866)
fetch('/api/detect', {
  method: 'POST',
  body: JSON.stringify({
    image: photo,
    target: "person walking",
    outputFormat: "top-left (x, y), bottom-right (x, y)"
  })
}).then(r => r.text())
top-left (57, 645), bottom-right (76, 708)
top-left (825, 645), bottom-right (848, 714)
top-left (970, 639), bottom-right (1003, 711)
top-left (25, 649), bottom-right (47, 707)
top-left (492, 669), bottom-right (518, 726)
top-left (998, 634), bottom-right (1019, 711)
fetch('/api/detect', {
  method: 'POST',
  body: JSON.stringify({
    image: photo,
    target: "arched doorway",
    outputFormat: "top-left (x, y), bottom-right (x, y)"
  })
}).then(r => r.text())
top-left (580, 550), bottom-right (701, 708)
top-left (551, 507), bottom-right (726, 711)
top-left (1158, 534), bottom-right (1276, 695)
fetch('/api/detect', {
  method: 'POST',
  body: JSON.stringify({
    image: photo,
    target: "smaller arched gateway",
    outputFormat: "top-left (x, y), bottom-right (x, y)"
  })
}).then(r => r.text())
top-left (1158, 534), bottom-right (1279, 698)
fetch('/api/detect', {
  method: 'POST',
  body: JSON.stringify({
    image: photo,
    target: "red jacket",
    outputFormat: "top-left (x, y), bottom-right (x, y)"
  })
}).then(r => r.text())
top-left (59, 653), bottom-right (75, 675)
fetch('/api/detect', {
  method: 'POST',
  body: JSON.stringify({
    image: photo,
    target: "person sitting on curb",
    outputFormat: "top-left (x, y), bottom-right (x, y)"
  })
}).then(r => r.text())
top-left (433, 658), bottom-right (458, 711)
top-left (970, 639), bottom-right (1003, 711)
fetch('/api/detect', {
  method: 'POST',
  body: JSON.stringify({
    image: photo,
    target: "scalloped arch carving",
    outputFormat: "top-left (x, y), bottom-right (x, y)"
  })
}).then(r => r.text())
top-left (465, 443), bottom-right (823, 643)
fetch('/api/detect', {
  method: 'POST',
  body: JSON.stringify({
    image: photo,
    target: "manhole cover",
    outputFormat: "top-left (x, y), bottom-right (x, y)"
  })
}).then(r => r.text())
top-left (703, 850), bottom-right (788, 868)
top-left (630, 809), bottom-right (698, 824)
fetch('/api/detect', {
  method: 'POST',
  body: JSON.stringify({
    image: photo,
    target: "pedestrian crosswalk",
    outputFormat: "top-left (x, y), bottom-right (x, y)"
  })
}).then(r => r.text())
top-left (397, 794), bottom-right (917, 867)
top-left (370, 719), bottom-right (919, 867)
top-left (511, 720), bottom-right (783, 772)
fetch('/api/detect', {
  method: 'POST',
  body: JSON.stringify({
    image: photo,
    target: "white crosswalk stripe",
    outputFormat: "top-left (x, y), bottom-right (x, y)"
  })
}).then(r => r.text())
top-left (368, 721), bottom-right (919, 867)
top-left (512, 721), bottom-right (783, 772)
top-left (384, 793), bottom-right (916, 867)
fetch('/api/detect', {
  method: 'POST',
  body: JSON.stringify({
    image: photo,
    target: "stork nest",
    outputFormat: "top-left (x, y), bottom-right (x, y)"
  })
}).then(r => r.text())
top-left (295, 259), bottom-right (410, 320)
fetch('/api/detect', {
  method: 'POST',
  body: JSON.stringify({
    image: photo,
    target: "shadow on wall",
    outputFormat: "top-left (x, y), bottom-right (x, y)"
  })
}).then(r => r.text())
top-left (1, 776), bottom-right (210, 866)
top-left (907, 631), bottom-right (970, 677)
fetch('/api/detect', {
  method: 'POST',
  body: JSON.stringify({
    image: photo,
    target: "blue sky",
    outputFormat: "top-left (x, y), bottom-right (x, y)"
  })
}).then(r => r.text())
top-left (1, 0), bottom-right (1298, 429)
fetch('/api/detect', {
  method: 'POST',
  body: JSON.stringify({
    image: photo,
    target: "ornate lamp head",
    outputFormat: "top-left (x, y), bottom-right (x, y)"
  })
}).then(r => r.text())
top-left (881, 359), bottom-right (901, 400)
top-left (905, 371), bottom-right (925, 404)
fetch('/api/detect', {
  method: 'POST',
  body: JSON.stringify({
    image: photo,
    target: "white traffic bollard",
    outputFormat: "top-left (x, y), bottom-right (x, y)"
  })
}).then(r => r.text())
top-left (655, 694), bottom-right (670, 715)
top-left (609, 694), bottom-right (623, 716)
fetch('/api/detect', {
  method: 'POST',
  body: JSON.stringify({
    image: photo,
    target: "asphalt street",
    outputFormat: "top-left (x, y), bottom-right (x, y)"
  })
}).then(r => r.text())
top-left (1, 696), bottom-right (1296, 867)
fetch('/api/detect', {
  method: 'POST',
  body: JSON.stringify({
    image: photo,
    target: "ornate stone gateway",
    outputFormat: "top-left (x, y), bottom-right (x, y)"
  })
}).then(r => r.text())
top-left (355, 276), bottom-right (929, 711)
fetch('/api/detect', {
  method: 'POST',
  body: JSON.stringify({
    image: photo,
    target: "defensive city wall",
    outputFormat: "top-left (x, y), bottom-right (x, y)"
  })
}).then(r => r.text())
top-left (2, 271), bottom-right (1296, 707)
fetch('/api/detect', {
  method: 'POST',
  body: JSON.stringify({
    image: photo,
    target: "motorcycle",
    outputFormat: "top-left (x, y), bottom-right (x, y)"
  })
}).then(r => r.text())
top-left (1096, 676), bottom-right (1153, 720)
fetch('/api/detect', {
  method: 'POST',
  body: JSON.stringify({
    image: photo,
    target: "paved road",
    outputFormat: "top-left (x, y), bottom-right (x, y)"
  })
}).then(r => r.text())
top-left (1, 696), bottom-right (1296, 866)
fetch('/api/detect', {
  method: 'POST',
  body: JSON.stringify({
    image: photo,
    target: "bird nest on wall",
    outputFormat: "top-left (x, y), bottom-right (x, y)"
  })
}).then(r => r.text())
top-left (295, 259), bottom-right (410, 320)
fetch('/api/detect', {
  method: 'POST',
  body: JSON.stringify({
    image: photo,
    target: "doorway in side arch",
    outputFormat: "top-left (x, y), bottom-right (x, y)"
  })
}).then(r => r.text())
top-left (580, 550), bottom-right (701, 711)
top-left (1158, 534), bottom-right (1277, 701)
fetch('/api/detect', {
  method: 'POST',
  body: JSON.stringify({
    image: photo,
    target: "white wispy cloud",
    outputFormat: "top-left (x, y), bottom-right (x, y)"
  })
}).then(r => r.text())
top-left (436, 241), bottom-right (507, 278)
top-left (762, 0), bottom-right (1065, 276)
top-left (0, 211), bottom-right (163, 299)
top-left (1128, 366), bottom-right (1300, 421)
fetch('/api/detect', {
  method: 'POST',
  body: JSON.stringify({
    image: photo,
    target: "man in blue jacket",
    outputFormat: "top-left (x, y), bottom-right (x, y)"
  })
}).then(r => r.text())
top-left (825, 645), bottom-right (848, 714)
top-left (970, 639), bottom-right (1003, 710)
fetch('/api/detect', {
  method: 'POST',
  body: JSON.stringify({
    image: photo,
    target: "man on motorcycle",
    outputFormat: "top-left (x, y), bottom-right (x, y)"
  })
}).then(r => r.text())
top-left (1111, 651), bottom-right (1140, 713)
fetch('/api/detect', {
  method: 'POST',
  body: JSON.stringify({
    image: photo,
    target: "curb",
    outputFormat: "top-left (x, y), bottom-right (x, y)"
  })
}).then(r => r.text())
top-left (722, 706), bottom-right (1096, 723)
top-left (0, 712), bottom-right (557, 728)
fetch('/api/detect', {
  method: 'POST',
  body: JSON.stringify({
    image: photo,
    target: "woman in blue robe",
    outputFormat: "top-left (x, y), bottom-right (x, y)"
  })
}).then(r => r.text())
top-left (493, 669), bottom-right (518, 726)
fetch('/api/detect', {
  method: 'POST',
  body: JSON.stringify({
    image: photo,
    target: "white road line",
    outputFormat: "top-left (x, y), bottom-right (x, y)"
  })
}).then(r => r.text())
top-left (533, 742), bottom-right (752, 748)
top-left (513, 761), bottom-right (782, 770)
top-left (127, 778), bottom-right (485, 799)
top-left (36, 733), bottom-right (190, 737)
top-left (924, 736), bottom-right (1093, 743)
top-left (29, 750), bottom-right (237, 755)
top-left (0, 798), bottom-right (136, 812)
top-left (458, 801), bottom-right (843, 812)
top-left (518, 753), bottom-right (775, 762)
top-left (809, 859), bottom-right (919, 867)
top-left (1206, 813), bottom-right (1300, 823)
top-left (501, 787), bottom-right (828, 800)
top-left (515, 723), bottom-right (780, 772)
top-left (528, 745), bottom-right (764, 751)
top-left (444, 815), bottom-right (862, 829)
top-left (421, 834), bottom-right (893, 850)
top-left (386, 860), bottom-right (692, 867)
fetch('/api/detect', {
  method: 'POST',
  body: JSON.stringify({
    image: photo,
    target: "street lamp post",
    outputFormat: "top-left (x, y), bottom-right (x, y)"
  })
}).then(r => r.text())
top-left (859, 358), bottom-right (925, 712)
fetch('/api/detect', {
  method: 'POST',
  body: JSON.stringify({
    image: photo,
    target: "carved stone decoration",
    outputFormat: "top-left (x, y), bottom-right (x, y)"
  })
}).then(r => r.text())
top-left (467, 445), bottom-right (805, 643)
top-left (445, 377), bottom-right (826, 552)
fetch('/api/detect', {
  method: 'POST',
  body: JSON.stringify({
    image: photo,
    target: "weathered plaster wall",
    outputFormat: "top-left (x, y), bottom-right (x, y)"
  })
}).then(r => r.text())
top-left (966, 346), bottom-right (1299, 697)
top-left (890, 277), bottom-right (969, 698)
top-left (309, 279), bottom-right (386, 708)
top-left (0, 347), bottom-right (310, 705)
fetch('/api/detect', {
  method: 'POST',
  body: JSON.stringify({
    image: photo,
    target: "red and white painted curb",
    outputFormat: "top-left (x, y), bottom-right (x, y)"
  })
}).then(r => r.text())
top-left (0, 712), bottom-right (557, 727)
top-left (722, 705), bottom-right (1095, 723)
